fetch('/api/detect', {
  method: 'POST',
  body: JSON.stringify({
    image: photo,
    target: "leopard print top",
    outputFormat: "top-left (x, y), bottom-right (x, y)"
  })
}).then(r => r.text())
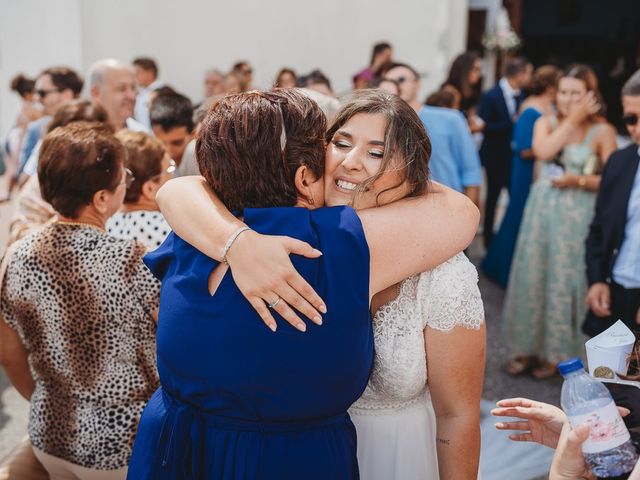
top-left (0, 223), bottom-right (160, 469)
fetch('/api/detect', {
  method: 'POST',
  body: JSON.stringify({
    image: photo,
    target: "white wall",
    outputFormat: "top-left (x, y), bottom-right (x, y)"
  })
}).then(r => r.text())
top-left (0, 0), bottom-right (83, 138)
top-left (1, 0), bottom-right (468, 139)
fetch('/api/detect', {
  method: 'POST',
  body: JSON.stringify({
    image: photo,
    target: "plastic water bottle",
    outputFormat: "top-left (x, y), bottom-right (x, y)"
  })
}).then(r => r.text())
top-left (559, 358), bottom-right (638, 478)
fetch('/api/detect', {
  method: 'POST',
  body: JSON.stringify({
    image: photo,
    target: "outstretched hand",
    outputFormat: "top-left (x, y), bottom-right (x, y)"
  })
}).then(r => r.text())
top-left (225, 230), bottom-right (327, 332)
top-left (493, 397), bottom-right (630, 450)
top-left (492, 397), bottom-right (568, 448)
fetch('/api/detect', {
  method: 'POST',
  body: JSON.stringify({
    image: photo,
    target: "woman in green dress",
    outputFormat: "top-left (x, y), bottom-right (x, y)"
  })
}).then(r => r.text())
top-left (502, 64), bottom-right (617, 378)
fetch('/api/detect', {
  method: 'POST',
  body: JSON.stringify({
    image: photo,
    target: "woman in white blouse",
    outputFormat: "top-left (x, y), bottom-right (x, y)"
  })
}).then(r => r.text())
top-left (106, 131), bottom-right (173, 249)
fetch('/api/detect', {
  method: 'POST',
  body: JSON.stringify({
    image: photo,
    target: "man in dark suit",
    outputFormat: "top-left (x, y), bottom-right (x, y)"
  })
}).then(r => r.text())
top-left (478, 57), bottom-right (532, 248)
top-left (584, 69), bottom-right (640, 337)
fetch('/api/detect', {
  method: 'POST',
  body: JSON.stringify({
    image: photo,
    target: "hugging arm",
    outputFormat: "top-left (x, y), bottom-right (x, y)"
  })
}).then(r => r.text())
top-left (158, 176), bottom-right (479, 322)
top-left (358, 181), bottom-right (479, 297)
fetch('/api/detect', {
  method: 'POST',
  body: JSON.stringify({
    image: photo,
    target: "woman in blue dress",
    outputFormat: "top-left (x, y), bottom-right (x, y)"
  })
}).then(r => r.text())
top-left (127, 89), bottom-right (478, 479)
top-left (482, 66), bottom-right (560, 288)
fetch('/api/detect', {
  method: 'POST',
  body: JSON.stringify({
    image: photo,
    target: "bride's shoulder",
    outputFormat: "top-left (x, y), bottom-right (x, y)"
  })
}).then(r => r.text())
top-left (418, 252), bottom-right (478, 285)
top-left (416, 253), bottom-right (484, 332)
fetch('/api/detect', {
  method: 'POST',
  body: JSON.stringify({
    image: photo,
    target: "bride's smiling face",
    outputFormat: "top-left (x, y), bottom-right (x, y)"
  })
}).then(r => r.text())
top-left (324, 113), bottom-right (410, 210)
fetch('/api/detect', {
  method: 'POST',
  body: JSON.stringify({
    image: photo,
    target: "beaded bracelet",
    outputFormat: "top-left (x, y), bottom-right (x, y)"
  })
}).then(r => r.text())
top-left (221, 226), bottom-right (251, 264)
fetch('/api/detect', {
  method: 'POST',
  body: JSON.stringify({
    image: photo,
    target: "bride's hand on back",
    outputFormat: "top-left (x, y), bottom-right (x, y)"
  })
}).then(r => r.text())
top-left (225, 230), bottom-right (327, 333)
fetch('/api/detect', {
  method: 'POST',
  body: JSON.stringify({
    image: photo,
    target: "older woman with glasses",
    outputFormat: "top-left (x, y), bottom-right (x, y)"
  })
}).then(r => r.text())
top-left (107, 131), bottom-right (173, 249)
top-left (0, 121), bottom-right (160, 480)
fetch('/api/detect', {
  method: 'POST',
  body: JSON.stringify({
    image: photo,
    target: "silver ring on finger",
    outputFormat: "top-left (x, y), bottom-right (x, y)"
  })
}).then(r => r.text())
top-left (268, 297), bottom-right (281, 309)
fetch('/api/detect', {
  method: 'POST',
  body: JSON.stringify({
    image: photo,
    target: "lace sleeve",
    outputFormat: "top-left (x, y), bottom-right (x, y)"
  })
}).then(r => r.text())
top-left (417, 253), bottom-right (484, 332)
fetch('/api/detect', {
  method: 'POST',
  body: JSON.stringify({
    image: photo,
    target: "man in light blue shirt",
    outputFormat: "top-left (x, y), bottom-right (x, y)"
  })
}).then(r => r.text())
top-left (418, 105), bottom-right (482, 204)
top-left (381, 62), bottom-right (481, 205)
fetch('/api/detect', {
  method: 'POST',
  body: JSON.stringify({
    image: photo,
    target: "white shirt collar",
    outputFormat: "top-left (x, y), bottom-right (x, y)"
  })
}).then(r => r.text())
top-left (499, 77), bottom-right (520, 97)
top-left (139, 79), bottom-right (164, 93)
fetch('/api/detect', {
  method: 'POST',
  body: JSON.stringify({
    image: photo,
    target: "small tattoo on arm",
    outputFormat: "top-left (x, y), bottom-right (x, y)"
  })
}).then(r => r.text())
top-left (437, 437), bottom-right (451, 445)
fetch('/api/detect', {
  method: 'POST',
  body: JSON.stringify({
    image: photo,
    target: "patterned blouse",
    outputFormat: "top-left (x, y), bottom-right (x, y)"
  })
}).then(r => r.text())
top-left (0, 223), bottom-right (160, 469)
top-left (107, 210), bottom-right (171, 250)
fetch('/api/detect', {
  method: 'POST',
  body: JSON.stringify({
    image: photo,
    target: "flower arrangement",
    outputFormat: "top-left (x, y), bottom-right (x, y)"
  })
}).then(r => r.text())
top-left (482, 7), bottom-right (522, 53)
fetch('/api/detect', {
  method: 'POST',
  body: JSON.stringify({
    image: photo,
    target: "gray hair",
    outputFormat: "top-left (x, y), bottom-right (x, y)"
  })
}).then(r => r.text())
top-left (87, 58), bottom-right (130, 89)
top-left (622, 69), bottom-right (640, 97)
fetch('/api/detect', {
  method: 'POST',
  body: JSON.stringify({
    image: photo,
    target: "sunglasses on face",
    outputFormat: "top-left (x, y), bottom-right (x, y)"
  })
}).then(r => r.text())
top-left (623, 114), bottom-right (639, 126)
top-left (36, 89), bottom-right (59, 99)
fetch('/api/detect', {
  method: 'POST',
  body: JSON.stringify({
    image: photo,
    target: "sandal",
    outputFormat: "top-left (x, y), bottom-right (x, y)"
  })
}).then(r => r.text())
top-left (505, 356), bottom-right (534, 376)
top-left (532, 361), bottom-right (559, 380)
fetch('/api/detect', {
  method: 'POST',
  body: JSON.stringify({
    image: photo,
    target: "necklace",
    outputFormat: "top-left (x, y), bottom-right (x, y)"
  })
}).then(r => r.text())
top-left (55, 220), bottom-right (105, 232)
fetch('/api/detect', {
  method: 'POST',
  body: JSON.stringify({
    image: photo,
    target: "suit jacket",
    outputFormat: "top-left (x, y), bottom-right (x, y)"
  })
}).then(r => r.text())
top-left (477, 85), bottom-right (524, 171)
top-left (585, 143), bottom-right (640, 286)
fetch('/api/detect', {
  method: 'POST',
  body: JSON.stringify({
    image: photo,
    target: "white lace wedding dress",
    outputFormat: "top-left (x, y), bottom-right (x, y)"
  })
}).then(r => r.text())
top-left (349, 253), bottom-right (485, 480)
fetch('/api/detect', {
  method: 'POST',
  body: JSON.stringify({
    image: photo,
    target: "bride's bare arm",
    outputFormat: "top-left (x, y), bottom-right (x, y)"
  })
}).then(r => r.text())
top-left (359, 182), bottom-right (479, 296)
top-left (427, 323), bottom-right (486, 479)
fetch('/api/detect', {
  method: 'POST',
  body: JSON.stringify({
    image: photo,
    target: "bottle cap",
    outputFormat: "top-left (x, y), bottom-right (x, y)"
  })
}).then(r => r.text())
top-left (558, 357), bottom-right (584, 376)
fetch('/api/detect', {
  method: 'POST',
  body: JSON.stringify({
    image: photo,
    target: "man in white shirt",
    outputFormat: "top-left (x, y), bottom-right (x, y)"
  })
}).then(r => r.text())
top-left (88, 58), bottom-right (147, 132)
top-left (133, 57), bottom-right (164, 130)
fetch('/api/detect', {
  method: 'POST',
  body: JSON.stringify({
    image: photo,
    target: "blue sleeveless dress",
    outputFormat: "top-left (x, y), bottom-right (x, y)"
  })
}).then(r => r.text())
top-left (481, 107), bottom-right (542, 287)
top-left (127, 206), bottom-right (373, 480)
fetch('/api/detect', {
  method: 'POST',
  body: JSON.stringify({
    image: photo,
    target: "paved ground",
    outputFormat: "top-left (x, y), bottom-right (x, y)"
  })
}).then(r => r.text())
top-left (0, 190), bottom-right (561, 476)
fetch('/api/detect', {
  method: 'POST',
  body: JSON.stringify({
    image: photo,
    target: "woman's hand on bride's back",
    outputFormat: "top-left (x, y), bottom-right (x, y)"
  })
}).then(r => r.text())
top-left (226, 230), bottom-right (327, 333)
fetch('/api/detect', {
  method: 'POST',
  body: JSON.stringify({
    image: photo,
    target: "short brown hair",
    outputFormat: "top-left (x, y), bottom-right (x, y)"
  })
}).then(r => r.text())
top-left (39, 122), bottom-right (124, 218)
top-left (425, 89), bottom-right (457, 108)
top-left (115, 131), bottom-right (166, 203)
top-left (326, 89), bottom-right (431, 205)
top-left (528, 65), bottom-right (561, 96)
top-left (41, 67), bottom-right (84, 96)
top-left (132, 57), bottom-right (158, 77)
top-left (47, 99), bottom-right (109, 133)
top-left (196, 89), bottom-right (326, 212)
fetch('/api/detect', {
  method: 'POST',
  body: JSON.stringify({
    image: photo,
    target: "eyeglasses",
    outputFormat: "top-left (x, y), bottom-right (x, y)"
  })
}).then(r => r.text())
top-left (623, 114), bottom-right (638, 126)
top-left (36, 88), bottom-right (59, 99)
top-left (120, 168), bottom-right (135, 189)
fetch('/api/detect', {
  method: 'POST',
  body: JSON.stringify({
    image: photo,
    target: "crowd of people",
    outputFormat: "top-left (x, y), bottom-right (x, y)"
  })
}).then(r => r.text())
top-left (0, 39), bottom-right (638, 479)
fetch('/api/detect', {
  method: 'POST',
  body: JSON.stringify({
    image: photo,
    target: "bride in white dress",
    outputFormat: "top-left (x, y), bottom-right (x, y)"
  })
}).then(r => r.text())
top-left (350, 253), bottom-right (485, 479)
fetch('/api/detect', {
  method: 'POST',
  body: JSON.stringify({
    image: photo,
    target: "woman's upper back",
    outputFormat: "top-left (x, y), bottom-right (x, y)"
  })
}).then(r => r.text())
top-left (0, 223), bottom-right (160, 399)
top-left (352, 253), bottom-right (484, 411)
top-left (146, 206), bottom-right (373, 421)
